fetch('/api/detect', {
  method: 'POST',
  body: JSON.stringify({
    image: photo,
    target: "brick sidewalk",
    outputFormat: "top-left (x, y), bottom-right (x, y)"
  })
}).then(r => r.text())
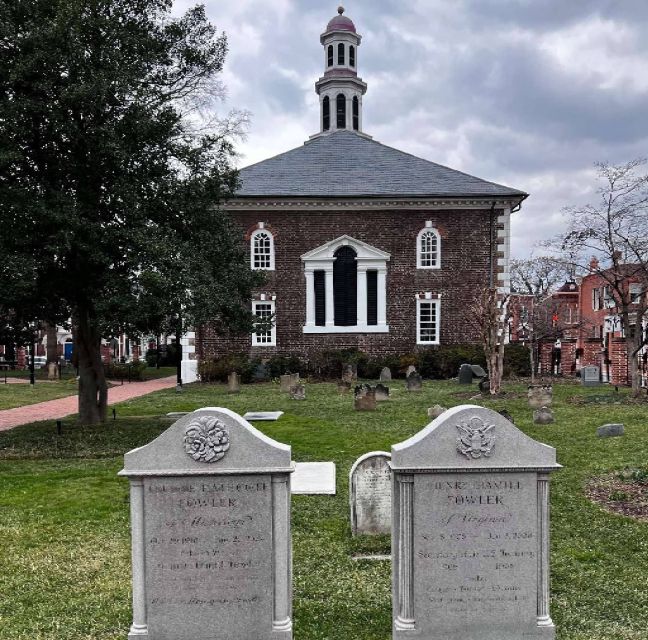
top-left (0, 376), bottom-right (177, 431)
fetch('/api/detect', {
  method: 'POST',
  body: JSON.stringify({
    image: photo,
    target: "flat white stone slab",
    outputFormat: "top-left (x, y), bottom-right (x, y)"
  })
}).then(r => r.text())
top-left (243, 411), bottom-right (284, 421)
top-left (291, 462), bottom-right (336, 495)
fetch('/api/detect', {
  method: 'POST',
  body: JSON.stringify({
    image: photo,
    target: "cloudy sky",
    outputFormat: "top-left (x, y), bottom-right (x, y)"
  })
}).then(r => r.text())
top-left (173, 0), bottom-right (648, 258)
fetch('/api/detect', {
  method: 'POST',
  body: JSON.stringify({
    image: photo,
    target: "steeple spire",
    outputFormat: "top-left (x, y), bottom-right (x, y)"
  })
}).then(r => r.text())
top-left (313, 6), bottom-right (368, 137)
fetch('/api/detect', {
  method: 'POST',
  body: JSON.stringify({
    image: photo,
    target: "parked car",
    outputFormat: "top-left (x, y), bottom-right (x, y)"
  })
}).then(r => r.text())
top-left (32, 356), bottom-right (47, 369)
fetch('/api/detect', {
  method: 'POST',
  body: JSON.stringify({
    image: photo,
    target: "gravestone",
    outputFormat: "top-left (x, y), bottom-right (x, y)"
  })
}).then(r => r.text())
top-left (597, 423), bottom-right (624, 438)
top-left (458, 363), bottom-right (474, 384)
top-left (342, 364), bottom-right (358, 384)
top-left (528, 385), bottom-right (553, 408)
top-left (290, 384), bottom-right (305, 400)
top-left (242, 411), bottom-right (284, 422)
top-left (380, 367), bottom-right (392, 382)
top-left (227, 372), bottom-right (240, 394)
top-left (375, 383), bottom-right (390, 402)
top-left (354, 385), bottom-right (376, 411)
top-left (406, 372), bottom-right (422, 392)
top-left (391, 405), bottom-right (561, 640)
top-left (337, 380), bottom-right (352, 394)
top-left (471, 364), bottom-right (487, 379)
top-left (280, 373), bottom-right (299, 393)
top-left (47, 362), bottom-right (58, 380)
top-left (533, 407), bottom-right (554, 425)
top-left (119, 408), bottom-right (294, 640)
top-left (581, 365), bottom-right (601, 387)
top-left (427, 405), bottom-right (447, 419)
top-left (252, 363), bottom-right (269, 382)
top-left (405, 365), bottom-right (417, 378)
top-left (349, 452), bottom-right (392, 536)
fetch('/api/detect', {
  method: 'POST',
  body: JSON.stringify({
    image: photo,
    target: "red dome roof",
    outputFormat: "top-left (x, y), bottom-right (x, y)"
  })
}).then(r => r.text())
top-left (326, 7), bottom-right (356, 33)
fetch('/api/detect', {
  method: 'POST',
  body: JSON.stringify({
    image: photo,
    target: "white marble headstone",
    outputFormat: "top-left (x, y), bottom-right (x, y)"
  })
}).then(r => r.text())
top-left (350, 452), bottom-right (392, 535)
top-left (120, 408), bottom-right (295, 640)
top-left (391, 405), bottom-right (561, 640)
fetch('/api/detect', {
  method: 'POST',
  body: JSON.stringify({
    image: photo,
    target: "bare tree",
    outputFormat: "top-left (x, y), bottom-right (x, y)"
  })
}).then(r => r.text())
top-left (468, 287), bottom-right (511, 394)
top-left (510, 256), bottom-right (573, 298)
top-left (548, 159), bottom-right (648, 395)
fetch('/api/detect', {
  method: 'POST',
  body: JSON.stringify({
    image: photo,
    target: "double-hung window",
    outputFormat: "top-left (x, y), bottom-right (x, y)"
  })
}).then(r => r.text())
top-left (417, 225), bottom-right (441, 269)
top-left (417, 298), bottom-right (441, 345)
top-left (251, 229), bottom-right (274, 270)
top-left (252, 300), bottom-right (276, 346)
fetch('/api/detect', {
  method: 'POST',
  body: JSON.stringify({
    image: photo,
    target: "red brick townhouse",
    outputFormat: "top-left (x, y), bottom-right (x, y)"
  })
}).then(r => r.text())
top-left (537, 263), bottom-right (647, 386)
top-left (182, 8), bottom-right (527, 380)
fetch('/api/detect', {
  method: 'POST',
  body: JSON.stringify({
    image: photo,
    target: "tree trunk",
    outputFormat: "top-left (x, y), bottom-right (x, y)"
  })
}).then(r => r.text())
top-left (628, 336), bottom-right (642, 397)
top-left (46, 323), bottom-right (58, 364)
top-left (529, 338), bottom-right (536, 384)
top-left (76, 310), bottom-right (108, 424)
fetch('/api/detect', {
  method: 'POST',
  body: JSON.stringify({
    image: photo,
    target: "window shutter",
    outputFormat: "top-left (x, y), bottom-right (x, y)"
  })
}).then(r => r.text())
top-left (367, 271), bottom-right (378, 325)
top-left (314, 271), bottom-right (325, 326)
top-left (334, 247), bottom-right (357, 326)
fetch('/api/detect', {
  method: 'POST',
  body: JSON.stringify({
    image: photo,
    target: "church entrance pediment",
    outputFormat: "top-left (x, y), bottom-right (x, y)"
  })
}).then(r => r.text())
top-left (301, 235), bottom-right (391, 262)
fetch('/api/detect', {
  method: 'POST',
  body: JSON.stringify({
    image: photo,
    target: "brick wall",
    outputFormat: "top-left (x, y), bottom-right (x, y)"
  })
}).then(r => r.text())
top-left (199, 207), bottom-right (500, 360)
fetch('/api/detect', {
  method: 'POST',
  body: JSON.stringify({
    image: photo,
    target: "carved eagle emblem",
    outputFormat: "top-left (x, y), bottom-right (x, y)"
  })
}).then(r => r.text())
top-left (456, 417), bottom-right (495, 460)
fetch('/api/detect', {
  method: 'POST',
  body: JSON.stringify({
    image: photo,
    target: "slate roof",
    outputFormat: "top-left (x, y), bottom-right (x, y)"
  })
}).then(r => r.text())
top-left (235, 130), bottom-right (527, 200)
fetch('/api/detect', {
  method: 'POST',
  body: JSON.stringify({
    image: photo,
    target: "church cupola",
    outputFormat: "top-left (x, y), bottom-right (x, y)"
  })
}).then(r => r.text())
top-left (314, 6), bottom-right (368, 137)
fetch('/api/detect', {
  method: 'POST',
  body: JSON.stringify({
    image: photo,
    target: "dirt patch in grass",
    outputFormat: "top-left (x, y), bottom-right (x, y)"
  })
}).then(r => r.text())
top-left (586, 470), bottom-right (648, 522)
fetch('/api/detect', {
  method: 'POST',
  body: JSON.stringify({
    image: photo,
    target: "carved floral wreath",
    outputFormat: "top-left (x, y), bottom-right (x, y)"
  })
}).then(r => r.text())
top-left (183, 416), bottom-right (230, 463)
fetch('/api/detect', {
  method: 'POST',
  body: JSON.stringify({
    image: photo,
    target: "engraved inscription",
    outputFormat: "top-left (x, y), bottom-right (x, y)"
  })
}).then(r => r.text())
top-left (352, 455), bottom-right (391, 535)
top-left (183, 416), bottom-right (230, 463)
top-left (456, 417), bottom-right (496, 459)
top-left (414, 472), bottom-right (537, 633)
top-left (144, 476), bottom-right (272, 639)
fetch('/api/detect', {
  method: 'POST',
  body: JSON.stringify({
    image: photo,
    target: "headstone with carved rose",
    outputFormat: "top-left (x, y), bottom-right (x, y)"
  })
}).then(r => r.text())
top-left (119, 408), bottom-right (295, 640)
top-left (391, 405), bottom-right (560, 640)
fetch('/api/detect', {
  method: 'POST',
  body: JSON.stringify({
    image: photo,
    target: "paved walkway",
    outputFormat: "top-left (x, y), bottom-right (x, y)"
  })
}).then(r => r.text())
top-left (0, 376), bottom-right (177, 431)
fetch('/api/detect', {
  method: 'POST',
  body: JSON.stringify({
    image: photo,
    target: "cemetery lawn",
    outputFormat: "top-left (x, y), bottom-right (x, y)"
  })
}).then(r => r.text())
top-left (1, 380), bottom-right (648, 640)
top-left (0, 379), bottom-right (78, 410)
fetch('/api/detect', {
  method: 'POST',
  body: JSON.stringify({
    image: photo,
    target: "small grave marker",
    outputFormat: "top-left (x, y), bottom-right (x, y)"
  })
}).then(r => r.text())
top-left (380, 367), bottom-right (392, 382)
top-left (581, 365), bottom-right (601, 387)
top-left (350, 452), bottom-right (391, 536)
top-left (406, 372), bottom-right (422, 392)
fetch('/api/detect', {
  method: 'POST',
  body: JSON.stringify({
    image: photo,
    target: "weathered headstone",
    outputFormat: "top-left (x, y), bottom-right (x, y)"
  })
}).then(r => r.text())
top-left (280, 373), bottom-right (300, 393)
top-left (342, 364), bottom-right (358, 384)
top-left (227, 371), bottom-right (240, 394)
top-left (597, 423), bottom-right (624, 438)
top-left (391, 405), bottom-right (561, 640)
top-left (405, 365), bottom-right (417, 378)
top-left (533, 407), bottom-right (554, 425)
top-left (350, 452), bottom-right (392, 536)
top-left (119, 408), bottom-right (294, 640)
top-left (243, 411), bottom-right (284, 422)
top-left (479, 378), bottom-right (491, 394)
top-left (337, 380), bottom-right (352, 394)
top-left (427, 405), bottom-right (447, 419)
top-left (354, 385), bottom-right (376, 411)
top-left (375, 383), bottom-right (390, 402)
top-left (528, 385), bottom-right (553, 408)
top-left (290, 384), bottom-right (305, 400)
top-left (252, 363), bottom-right (269, 382)
top-left (581, 365), bottom-right (601, 387)
top-left (292, 462), bottom-right (336, 495)
top-left (47, 362), bottom-right (58, 380)
top-left (406, 372), bottom-right (422, 392)
top-left (470, 364), bottom-right (487, 378)
top-left (380, 367), bottom-right (392, 382)
top-left (458, 363), bottom-right (474, 384)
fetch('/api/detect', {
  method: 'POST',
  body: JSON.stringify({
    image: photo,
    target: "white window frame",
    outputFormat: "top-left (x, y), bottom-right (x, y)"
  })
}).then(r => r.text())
top-left (250, 228), bottom-right (275, 271)
top-left (416, 224), bottom-right (441, 269)
top-left (252, 300), bottom-right (276, 347)
top-left (630, 283), bottom-right (642, 304)
top-left (416, 298), bottom-right (441, 345)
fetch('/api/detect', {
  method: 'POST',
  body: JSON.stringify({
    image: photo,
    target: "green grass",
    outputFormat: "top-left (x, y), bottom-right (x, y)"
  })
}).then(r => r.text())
top-left (1, 379), bottom-right (648, 639)
top-left (0, 379), bottom-right (78, 410)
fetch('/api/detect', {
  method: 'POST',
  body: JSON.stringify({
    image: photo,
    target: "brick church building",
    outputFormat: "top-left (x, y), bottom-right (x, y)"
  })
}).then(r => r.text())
top-left (184, 7), bottom-right (527, 380)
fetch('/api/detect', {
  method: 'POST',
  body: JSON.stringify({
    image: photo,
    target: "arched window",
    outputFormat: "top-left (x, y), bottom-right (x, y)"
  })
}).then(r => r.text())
top-left (417, 226), bottom-right (441, 269)
top-left (333, 246), bottom-right (357, 326)
top-left (323, 96), bottom-right (330, 131)
top-left (336, 94), bottom-right (346, 129)
top-left (327, 45), bottom-right (334, 67)
top-left (352, 96), bottom-right (359, 131)
top-left (349, 45), bottom-right (355, 67)
top-left (338, 42), bottom-right (345, 65)
top-left (251, 229), bottom-right (275, 270)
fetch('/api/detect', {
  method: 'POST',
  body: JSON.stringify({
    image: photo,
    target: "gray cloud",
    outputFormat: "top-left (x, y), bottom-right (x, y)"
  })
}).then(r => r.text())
top-left (173, 0), bottom-right (648, 258)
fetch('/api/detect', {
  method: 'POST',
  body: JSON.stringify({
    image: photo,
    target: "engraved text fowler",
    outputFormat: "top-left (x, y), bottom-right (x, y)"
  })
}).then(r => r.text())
top-left (183, 415), bottom-right (230, 463)
top-left (456, 416), bottom-right (495, 459)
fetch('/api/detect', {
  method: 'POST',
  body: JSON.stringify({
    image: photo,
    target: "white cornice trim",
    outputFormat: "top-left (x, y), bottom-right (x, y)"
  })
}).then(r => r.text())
top-left (226, 198), bottom-right (519, 212)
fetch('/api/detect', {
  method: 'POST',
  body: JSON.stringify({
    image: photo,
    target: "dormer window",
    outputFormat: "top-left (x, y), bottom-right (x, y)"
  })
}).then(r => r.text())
top-left (251, 228), bottom-right (275, 271)
top-left (349, 45), bottom-right (355, 67)
top-left (327, 45), bottom-right (334, 67)
top-left (417, 225), bottom-right (441, 269)
top-left (338, 43), bottom-right (345, 65)
top-left (323, 96), bottom-right (330, 131)
top-left (336, 94), bottom-right (346, 129)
